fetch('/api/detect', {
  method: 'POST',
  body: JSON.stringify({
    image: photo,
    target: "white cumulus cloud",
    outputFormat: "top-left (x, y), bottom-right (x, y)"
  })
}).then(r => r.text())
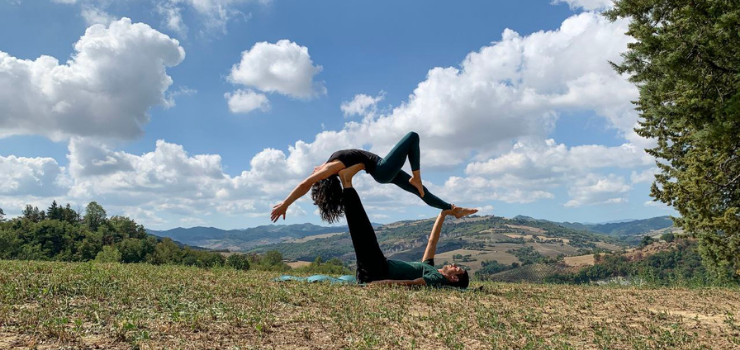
top-left (461, 139), bottom-right (653, 207)
top-left (68, 138), bottom-right (227, 202)
top-left (552, 0), bottom-right (614, 11)
top-left (0, 18), bottom-right (185, 141)
top-left (81, 5), bottom-right (115, 26)
top-left (228, 40), bottom-right (325, 99)
top-left (465, 139), bottom-right (652, 178)
top-left (0, 155), bottom-right (69, 197)
top-left (341, 92), bottom-right (385, 118)
top-left (631, 167), bottom-right (659, 184)
top-left (225, 89), bottom-right (270, 113)
top-left (430, 176), bottom-right (555, 205)
top-left (565, 174), bottom-right (631, 207)
top-left (170, 0), bottom-right (254, 34)
top-left (156, 2), bottom-right (188, 37)
top-left (53, 138), bottom-right (315, 226)
top-left (54, 0), bottom-right (262, 36)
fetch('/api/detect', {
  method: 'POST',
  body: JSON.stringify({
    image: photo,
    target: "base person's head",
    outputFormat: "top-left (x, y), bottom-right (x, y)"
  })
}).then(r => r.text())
top-left (311, 175), bottom-right (344, 223)
top-left (441, 264), bottom-right (469, 289)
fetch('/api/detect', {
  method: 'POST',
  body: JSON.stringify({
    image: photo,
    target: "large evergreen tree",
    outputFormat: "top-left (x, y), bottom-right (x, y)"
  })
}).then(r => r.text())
top-left (606, 1), bottom-right (740, 277)
top-left (46, 201), bottom-right (62, 221)
top-left (22, 205), bottom-right (44, 222)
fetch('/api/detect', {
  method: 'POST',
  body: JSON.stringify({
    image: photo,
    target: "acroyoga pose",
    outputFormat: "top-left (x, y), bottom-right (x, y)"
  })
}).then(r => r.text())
top-left (270, 131), bottom-right (478, 223)
top-left (338, 163), bottom-right (468, 288)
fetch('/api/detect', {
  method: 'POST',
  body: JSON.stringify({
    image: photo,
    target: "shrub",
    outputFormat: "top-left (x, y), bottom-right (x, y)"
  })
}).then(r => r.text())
top-left (226, 253), bottom-right (250, 270)
top-left (95, 246), bottom-right (122, 263)
top-left (661, 232), bottom-right (675, 243)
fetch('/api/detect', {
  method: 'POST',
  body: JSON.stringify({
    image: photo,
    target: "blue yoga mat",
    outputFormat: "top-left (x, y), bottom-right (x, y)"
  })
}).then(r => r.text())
top-left (274, 274), bottom-right (476, 291)
top-left (273, 274), bottom-right (357, 284)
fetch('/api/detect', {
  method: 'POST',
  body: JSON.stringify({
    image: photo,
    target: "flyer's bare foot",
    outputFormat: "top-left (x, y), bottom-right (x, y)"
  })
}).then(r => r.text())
top-left (452, 206), bottom-right (478, 219)
top-left (409, 174), bottom-right (425, 198)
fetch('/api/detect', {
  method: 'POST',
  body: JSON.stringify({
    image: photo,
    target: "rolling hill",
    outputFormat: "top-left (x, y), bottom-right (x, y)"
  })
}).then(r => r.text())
top-left (149, 215), bottom-right (676, 276)
top-left (147, 223), bottom-right (351, 251)
top-left (556, 216), bottom-right (674, 236)
top-left (250, 215), bottom-right (629, 274)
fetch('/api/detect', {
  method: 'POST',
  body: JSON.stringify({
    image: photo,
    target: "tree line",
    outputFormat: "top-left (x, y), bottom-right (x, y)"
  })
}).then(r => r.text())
top-left (0, 202), bottom-right (351, 275)
top-left (0, 201), bottom-right (239, 268)
top-left (545, 239), bottom-right (734, 286)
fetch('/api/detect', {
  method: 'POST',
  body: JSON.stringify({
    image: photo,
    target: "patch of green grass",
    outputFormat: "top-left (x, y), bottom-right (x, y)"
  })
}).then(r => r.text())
top-left (0, 260), bottom-right (738, 349)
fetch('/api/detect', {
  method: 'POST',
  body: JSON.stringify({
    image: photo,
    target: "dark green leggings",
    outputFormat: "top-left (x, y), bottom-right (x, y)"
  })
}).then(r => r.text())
top-left (371, 132), bottom-right (453, 210)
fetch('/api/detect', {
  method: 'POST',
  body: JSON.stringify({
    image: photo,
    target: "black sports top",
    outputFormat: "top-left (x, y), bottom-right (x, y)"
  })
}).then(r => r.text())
top-left (327, 149), bottom-right (381, 175)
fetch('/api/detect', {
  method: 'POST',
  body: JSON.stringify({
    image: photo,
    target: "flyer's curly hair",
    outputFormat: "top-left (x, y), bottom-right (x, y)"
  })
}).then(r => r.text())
top-left (311, 175), bottom-right (344, 224)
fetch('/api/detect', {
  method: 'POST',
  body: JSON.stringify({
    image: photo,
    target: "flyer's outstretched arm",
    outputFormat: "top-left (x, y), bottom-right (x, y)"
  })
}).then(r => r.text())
top-left (271, 161), bottom-right (345, 222)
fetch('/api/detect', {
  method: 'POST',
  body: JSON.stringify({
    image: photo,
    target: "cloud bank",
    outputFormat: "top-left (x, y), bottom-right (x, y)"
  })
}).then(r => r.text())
top-left (0, 18), bottom-right (185, 141)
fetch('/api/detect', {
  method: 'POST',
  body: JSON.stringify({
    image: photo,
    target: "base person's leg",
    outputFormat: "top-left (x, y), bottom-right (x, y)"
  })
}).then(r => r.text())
top-left (342, 188), bottom-right (388, 282)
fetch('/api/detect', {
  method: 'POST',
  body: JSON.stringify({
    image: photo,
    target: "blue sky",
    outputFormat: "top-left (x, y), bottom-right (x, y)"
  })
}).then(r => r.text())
top-left (0, 0), bottom-right (676, 229)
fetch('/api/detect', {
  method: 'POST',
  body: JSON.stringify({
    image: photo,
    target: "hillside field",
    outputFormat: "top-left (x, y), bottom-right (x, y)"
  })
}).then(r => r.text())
top-left (253, 216), bottom-right (633, 276)
top-left (1, 261), bottom-right (739, 349)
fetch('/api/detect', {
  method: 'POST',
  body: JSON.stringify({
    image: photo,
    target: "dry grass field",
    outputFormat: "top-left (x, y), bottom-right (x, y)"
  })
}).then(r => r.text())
top-left (416, 222), bottom-right (601, 275)
top-left (285, 232), bottom-right (345, 244)
top-left (504, 225), bottom-right (547, 234)
top-left (563, 254), bottom-right (596, 267)
top-left (435, 249), bottom-right (520, 271)
top-left (594, 242), bottom-right (623, 250)
top-left (286, 261), bottom-right (312, 269)
top-left (433, 241), bottom-right (582, 274)
top-left (504, 233), bottom-right (571, 244)
top-left (1, 260), bottom-right (739, 349)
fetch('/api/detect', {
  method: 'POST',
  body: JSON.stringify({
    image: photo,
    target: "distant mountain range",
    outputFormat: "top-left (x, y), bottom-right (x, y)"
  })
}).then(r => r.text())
top-left (148, 216), bottom-right (675, 253)
top-left (555, 216), bottom-right (674, 236)
top-left (147, 223), bottom-right (353, 251)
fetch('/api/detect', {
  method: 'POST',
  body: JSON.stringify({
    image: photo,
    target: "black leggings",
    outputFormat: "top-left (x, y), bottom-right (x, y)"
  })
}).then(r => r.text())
top-left (342, 188), bottom-right (388, 283)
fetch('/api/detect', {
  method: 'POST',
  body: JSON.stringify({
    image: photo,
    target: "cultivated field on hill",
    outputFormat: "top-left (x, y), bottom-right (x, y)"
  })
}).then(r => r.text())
top-left (1, 260), bottom-right (739, 349)
top-left (255, 216), bottom-right (632, 276)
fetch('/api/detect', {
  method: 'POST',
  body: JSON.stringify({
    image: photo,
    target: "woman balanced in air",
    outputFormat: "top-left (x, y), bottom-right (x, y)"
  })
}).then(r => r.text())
top-left (270, 131), bottom-right (478, 223)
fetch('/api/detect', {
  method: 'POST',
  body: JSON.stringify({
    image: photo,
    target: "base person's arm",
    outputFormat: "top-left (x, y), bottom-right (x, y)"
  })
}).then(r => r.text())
top-left (421, 208), bottom-right (453, 262)
top-left (368, 278), bottom-right (426, 286)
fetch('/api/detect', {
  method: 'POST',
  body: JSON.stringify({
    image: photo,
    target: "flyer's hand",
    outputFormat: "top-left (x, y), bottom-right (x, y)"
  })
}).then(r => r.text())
top-left (271, 202), bottom-right (287, 222)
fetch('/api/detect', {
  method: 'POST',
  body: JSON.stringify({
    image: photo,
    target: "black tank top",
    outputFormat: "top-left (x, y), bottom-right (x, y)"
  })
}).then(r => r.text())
top-left (327, 149), bottom-right (381, 175)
